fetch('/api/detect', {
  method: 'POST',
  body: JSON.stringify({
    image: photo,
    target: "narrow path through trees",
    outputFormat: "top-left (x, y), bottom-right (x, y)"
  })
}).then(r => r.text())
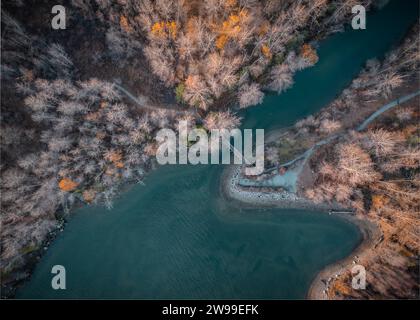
top-left (113, 82), bottom-right (195, 114)
top-left (280, 90), bottom-right (420, 169)
top-left (240, 90), bottom-right (420, 191)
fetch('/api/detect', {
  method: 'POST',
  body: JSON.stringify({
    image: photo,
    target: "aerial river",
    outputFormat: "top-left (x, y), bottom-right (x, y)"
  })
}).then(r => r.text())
top-left (18, 0), bottom-right (419, 299)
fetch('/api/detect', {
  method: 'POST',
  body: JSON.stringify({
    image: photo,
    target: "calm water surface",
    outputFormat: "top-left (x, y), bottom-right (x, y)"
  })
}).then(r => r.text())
top-left (18, 0), bottom-right (419, 299)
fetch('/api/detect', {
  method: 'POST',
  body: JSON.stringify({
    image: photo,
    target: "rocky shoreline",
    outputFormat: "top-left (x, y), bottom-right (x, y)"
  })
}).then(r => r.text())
top-left (221, 164), bottom-right (344, 212)
top-left (221, 163), bottom-right (382, 300)
top-left (1, 215), bottom-right (67, 299)
top-left (306, 214), bottom-right (382, 299)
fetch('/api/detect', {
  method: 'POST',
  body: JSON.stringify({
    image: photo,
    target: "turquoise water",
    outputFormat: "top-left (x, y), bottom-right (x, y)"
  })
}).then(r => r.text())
top-left (18, 165), bottom-right (360, 299)
top-left (17, 0), bottom-right (419, 299)
top-left (243, 0), bottom-right (419, 131)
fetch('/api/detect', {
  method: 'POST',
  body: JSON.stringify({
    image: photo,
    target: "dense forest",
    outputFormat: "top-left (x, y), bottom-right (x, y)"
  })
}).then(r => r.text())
top-left (236, 21), bottom-right (419, 298)
top-left (93, 0), bottom-right (370, 110)
top-left (292, 25), bottom-right (418, 298)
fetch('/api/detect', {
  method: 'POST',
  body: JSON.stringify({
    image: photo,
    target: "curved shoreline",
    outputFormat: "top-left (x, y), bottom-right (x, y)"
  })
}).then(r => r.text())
top-left (222, 164), bottom-right (343, 211)
top-left (222, 87), bottom-right (420, 299)
top-left (306, 214), bottom-right (382, 299)
top-left (221, 164), bottom-right (382, 300)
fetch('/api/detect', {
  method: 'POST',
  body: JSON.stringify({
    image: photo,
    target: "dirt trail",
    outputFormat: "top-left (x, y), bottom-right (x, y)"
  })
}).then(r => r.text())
top-left (113, 82), bottom-right (196, 115)
top-left (261, 90), bottom-right (420, 179)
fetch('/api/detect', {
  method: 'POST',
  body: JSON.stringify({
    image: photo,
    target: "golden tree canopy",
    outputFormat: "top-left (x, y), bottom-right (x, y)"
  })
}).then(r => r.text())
top-left (58, 178), bottom-right (79, 192)
top-left (261, 44), bottom-right (272, 59)
top-left (301, 44), bottom-right (319, 64)
top-left (151, 21), bottom-right (177, 39)
top-left (120, 16), bottom-right (133, 33)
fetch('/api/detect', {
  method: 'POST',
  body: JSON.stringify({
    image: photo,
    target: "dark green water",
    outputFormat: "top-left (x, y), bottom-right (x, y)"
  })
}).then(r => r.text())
top-left (18, 0), bottom-right (419, 299)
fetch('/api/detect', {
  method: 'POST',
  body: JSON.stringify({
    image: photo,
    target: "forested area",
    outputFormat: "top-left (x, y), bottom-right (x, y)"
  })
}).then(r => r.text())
top-left (1, 8), bottom-right (190, 283)
top-left (0, 0), bottom-right (400, 297)
top-left (252, 22), bottom-right (419, 299)
top-left (88, 0), bottom-right (370, 110)
top-left (300, 25), bottom-right (419, 299)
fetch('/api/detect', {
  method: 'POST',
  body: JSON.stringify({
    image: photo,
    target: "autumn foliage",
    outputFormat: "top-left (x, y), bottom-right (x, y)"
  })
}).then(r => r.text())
top-left (0, 0), bottom-right (406, 298)
top-left (215, 10), bottom-right (248, 49)
top-left (261, 44), bottom-right (272, 59)
top-left (301, 44), bottom-right (319, 65)
top-left (82, 189), bottom-right (96, 203)
top-left (120, 16), bottom-right (133, 33)
top-left (151, 21), bottom-right (177, 39)
top-left (58, 178), bottom-right (79, 192)
top-left (105, 150), bottom-right (125, 168)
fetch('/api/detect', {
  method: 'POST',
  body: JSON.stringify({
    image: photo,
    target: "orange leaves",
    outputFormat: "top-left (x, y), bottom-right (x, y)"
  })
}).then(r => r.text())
top-left (82, 189), bottom-right (96, 203)
top-left (216, 34), bottom-right (228, 49)
top-left (330, 277), bottom-right (352, 296)
top-left (151, 22), bottom-right (166, 37)
top-left (105, 150), bottom-right (122, 163)
top-left (185, 74), bottom-right (199, 89)
top-left (167, 21), bottom-right (177, 38)
top-left (120, 16), bottom-right (133, 33)
top-left (58, 178), bottom-right (78, 192)
top-left (371, 194), bottom-right (389, 211)
top-left (215, 9), bottom-right (248, 50)
top-left (105, 150), bottom-right (125, 169)
top-left (224, 0), bottom-right (237, 9)
top-left (261, 44), bottom-right (272, 59)
top-left (115, 161), bottom-right (124, 168)
top-left (151, 21), bottom-right (177, 39)
top-left (223, 10), bottom-right (247, 35)
top-left (222, 14), bottom-right (241, 32)
top-left (301, 44), bottom-right (319, 65)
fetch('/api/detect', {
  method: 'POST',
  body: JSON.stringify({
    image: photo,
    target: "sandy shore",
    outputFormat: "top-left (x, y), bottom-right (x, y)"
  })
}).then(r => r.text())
top-left (306, 214), bottom-right (382, 299)
top-left (221, 164), bottom-right (382, 300)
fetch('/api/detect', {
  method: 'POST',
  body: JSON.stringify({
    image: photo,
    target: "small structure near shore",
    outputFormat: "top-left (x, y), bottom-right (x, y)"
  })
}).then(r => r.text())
top-left (278, 166), bottom-right (287, 175)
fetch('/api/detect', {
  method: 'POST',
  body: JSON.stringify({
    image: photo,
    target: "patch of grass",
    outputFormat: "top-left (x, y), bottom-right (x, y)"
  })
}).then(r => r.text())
top-left (274, 53), bottom-right (285, 65)
top-left (285, 33), bottom-right (306, 52)
top-left (19, 244), bottom-right (39, 255)
top-left (407, 134), bottom-right (420, 147)
top-left (276, 137), bottom-right (311, 163)
top-left (175, 83), bottom-right (185, 103)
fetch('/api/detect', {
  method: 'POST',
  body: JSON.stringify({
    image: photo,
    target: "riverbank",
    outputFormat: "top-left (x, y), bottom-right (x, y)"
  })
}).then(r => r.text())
top-left (221, 164), bottom-right (340, 211)
top-left (0, 170), bottom-right (154, 299)
top-left (221, 164), bottom-right (381, 300)
top-left (0, 217), bottom-right (66, 298)
top-left (7, 0), bottom-right (418, 300)
top-left (306, 214), bottom-right (382, 299)
top-left (221, 22), bottom-right (420, 297)
top-left (222, 86), bottom-right (419, 299)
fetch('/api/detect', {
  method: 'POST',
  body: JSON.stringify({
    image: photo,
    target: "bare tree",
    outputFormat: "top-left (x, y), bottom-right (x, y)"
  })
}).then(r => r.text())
top-left (238, 82), bottom-right (264, 108)
top-left (268, 64), bottom-right (294, 93)
top-left (337, 143), bottom-right (381, 186)
top-left (203, 110), bottom-right (241, 130)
